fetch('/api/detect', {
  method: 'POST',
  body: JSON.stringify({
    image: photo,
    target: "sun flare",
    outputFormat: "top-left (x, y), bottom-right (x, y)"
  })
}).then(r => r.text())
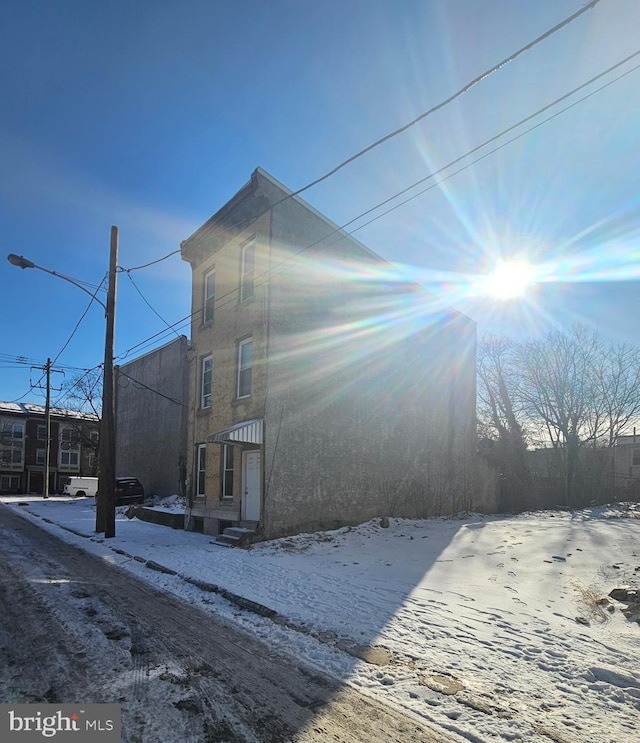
top-left (483, 260), bottom-right (536, 300)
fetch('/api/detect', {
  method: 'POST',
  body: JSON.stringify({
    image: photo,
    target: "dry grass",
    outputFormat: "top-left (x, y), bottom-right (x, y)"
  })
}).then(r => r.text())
top-left (569, 578), bottom-right (611, 624)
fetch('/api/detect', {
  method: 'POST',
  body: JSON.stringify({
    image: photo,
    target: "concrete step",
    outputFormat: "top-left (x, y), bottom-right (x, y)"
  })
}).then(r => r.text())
top-left (224, 526), bottom-right (254, 539)
top-left (213, 526), bottom-right (255, 548)
top-left (215, 533), bottom-right (241, 546)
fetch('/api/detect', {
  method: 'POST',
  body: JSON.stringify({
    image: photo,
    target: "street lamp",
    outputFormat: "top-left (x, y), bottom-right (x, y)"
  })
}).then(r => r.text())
top-left (7, 226), bottom-right (119, 537)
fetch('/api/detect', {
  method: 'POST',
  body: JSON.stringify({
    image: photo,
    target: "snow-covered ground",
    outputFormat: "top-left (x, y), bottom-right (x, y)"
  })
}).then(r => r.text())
top-left (2, 494), bottom-right (639, 743)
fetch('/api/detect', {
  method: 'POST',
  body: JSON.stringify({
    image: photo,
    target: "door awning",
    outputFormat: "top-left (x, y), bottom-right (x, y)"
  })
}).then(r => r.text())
top-left (207, 419), bottom-right (263, 445)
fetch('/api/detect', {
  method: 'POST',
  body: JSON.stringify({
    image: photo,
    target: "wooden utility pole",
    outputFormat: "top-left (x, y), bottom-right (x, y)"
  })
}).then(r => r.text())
top-left (31, 358), bottom-right (62, 498)
top-left (96, 226), bottom-right (118, 537)
top-left (43, 358), bottom-right (51, 499)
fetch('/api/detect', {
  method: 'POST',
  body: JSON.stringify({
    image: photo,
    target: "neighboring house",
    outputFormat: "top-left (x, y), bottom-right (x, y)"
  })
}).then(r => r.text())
top-left (180, 168), bottom-right (477, 540)
top-left (611, 433), bottom-right (640, 489)
top-left (0, 401), bottom-right (99, 494)
top-left (115, 335), bottom-right (190, 498)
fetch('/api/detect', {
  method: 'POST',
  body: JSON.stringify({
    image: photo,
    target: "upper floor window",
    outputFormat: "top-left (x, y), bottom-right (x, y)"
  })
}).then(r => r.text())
top-left (633, 449), bottom-right (640, 466)
top-left (36, 449), bottom-right (46, 465)
top-left (203, 269), bottom-right (215, 323)
top-left (60, 427), bottom-right (79, 446)
top-left (240, 240), bottom-right (255, 303)
top-left (60, 450), bottom-right (79, 468)
top-left (237, 339), bottom-right (253, 398)
top-left (1, 421), bottom-right (24, 470)
top-left (201, 356), bottom-right (213, 409)
top-left (37, 425), bottom-right (47, 440)
top-left (2, 422), bottom-right (24, 440)
top-left (90, 430), bottom-right (99, 445)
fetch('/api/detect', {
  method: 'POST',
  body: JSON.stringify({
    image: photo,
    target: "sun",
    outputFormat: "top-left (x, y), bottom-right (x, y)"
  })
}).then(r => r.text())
top-left (483, 259), bottom-right (536, 300)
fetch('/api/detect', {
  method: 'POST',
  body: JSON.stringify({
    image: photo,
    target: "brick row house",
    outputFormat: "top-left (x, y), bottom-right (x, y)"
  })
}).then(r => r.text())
top-left (0, 402), bottom-right (99, 495)
top-left (180, 169), bottom-right (477, 541)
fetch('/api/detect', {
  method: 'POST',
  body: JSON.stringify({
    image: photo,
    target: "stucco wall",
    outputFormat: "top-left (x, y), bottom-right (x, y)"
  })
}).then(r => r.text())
top-left (115, 336), bottom-right (189, 497)
top-left (262, 189), bottom-right (478, 538)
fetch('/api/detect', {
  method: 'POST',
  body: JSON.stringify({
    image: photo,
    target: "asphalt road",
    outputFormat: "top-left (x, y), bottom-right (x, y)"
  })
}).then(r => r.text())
top-left (0, 504), bottom-right (456, 742)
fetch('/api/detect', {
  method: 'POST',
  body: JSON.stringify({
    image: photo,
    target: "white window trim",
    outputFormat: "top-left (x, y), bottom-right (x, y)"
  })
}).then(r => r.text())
top-left (196, 444), bottom-right (207, 497)
top-left (221, 444), bottom-right (234, 500)
top-left (201, 355), bottom-right (213, 409)
top-left (1, 420), bottom-right (25, 470)
top-left (237, 339), bottom-right (253, 399)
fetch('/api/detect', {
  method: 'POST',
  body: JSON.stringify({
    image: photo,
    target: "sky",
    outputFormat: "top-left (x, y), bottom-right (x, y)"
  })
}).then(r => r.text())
top-left (2, 0), bottom-right (640, 404)
top-left (4, 494), bottom-right (640, 742)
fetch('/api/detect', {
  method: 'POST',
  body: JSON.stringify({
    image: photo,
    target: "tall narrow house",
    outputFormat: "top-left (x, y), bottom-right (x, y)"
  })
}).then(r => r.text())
top-left (181, 168), bottom-right (476, 540)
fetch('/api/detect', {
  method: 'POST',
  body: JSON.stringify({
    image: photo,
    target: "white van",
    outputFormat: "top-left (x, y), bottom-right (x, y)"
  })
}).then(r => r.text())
top-left (63, 477), bottom-right (99, 498)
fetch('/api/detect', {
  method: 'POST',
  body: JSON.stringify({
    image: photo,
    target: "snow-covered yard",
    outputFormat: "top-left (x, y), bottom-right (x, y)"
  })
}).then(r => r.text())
top-left (3, 495), bottom-right (639, 743)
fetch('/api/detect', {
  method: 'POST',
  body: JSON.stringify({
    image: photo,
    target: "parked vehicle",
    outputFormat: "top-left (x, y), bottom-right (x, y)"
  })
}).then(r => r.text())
top-left (63, 477), bottom-right (99, 498)
top-left (114, 476), bottom-right (145, 505)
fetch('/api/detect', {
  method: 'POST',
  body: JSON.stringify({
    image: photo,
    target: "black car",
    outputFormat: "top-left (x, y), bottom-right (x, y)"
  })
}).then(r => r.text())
top-left (114, 477), bottom-right (145, 505)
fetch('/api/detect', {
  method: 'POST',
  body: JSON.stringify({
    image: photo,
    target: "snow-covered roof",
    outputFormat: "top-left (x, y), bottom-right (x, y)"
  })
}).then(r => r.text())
top-left (0, 401), bottom-right (99, 421)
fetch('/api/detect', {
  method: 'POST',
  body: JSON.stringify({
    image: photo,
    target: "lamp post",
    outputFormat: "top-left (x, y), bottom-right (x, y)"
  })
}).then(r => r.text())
top-left (7, 226), bottom-right (119, 537)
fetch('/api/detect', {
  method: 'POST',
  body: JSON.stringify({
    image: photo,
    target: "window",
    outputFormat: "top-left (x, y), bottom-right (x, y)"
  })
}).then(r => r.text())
top-left (60, 427), bottom-right (78, 446)
top-left (237, 339), bottom-right (253, 398)
top-left (0, 448), bottom-right (23, 467)
top-left (88, 454), bottom-right (96, 469)
top-left (221, 444), bottom-right (234, 499)
top-left (60, 451), bottom-right (79, 468)
top-left (633, 449), bottom-right (640, 466)
top-left (90, 430), bottom-right (99, 445)
top-left (37, 425), bottom-right (47, 440)
top-left (1, 421), bottom-right (24, 470)
top-left (240, 240), bottom-right (255, 302)
top-left (203, 269), bottom-right (215, 323)
top-left (36, 449), bottom-right (46, 465)
top-left (196, 444), bottom-right (206, 497)
top-left (0, 475), bottom-right (20, 493)
top-left (2, 421), bottom-right (23, 439)
top-left (201, 356), bottom-right (213, 409)
top-left (59, 426), bottom-right (80, 470)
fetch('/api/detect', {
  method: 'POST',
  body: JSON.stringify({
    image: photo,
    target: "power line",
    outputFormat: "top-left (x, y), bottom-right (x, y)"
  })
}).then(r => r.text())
top-left (116, 368), bottom-right (188, 408)
top-left (288, 0), bottom-right (604, 197)
top-left (348, 57), bottom-right (640, 237)
top-left (52, 364), bottom-right (103, 410)
top-left (202, 48), bottom-right (640, 317)
top-left (51, 274), bottom-right (108, 367)
top-left (114, 41), bottom-right (638, 364)
top-left (120, 0), bottom-right (603, 275)
top-left (125, 272), bottom-right (182, 339)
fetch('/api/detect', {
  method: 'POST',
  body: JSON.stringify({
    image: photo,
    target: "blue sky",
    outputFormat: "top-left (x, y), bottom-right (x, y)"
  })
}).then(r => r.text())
top-left (2, 0), bottom-right (640, 404)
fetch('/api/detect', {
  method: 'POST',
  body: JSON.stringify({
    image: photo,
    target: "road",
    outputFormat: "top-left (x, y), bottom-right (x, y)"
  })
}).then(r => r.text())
top-left (0, 504), bottom-right (455, 742)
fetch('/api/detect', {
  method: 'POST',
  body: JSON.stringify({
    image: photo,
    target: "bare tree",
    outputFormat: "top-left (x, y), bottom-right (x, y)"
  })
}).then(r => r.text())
top-left (56, 369), bottom-right (102, 456)
top-left (477, 336), bottom-right (531, 511)
top-left (59, 369), bottom-right (103, 417)
top-left (594, 343), bottom-right (640, 448)
top-left (512, 325), bottom-right (602, 506)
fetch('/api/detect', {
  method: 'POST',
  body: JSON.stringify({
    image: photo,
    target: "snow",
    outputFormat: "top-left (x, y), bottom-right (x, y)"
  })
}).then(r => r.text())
top-left (2, 494), bottom-right (639, 743)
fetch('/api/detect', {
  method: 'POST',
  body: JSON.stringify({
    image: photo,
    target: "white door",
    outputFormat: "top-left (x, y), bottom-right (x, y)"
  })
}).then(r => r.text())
top-left (242, 450), bottom-right (261, 521)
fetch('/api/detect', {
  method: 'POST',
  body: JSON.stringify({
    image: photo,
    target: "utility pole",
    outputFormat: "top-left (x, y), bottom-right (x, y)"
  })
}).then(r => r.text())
top-left (43, 358), bottom-right (51, 498)
top-left (31, 358), bottom-right (63, 498)
top-left (96, 226), bottom-right (118, 537)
